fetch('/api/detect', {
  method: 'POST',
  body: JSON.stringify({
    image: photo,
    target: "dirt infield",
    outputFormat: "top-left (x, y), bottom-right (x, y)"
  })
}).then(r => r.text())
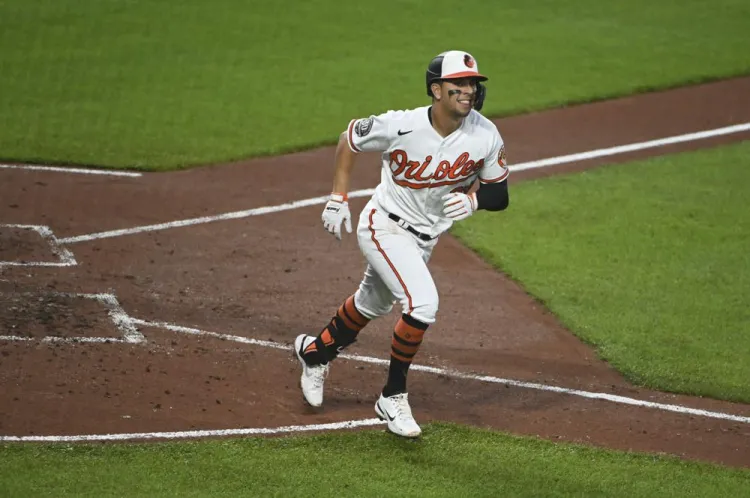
top-left (1, 77), bottom-right (750, 467)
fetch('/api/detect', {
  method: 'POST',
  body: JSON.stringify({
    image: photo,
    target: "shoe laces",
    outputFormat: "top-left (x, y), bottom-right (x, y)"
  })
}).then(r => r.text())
top-left (390, 393), bottom-right (413, 419)
top-left (307, 363), bottom-right (329, 388)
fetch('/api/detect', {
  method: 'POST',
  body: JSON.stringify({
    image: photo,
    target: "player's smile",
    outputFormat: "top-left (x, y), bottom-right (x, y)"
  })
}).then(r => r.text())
top-left (443, 78), bottom-right (478, 116)
top-left (451, 93), bottom-right (474, 116)
top-left (456, 96), bottom-right (473, 108)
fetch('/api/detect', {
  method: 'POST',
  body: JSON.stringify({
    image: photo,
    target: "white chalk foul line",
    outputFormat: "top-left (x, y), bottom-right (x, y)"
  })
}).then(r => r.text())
top-left (133, 318), bottom-right (750, 425)
top-left (57, 122), bottom-right (750, 245)
top-left (0, 418), bottom-right (386, 442)
top-left (0, 163), bottom-right (142, 177)
top-left (56, 190), bottom-right (375, 244)
top-left (5, 123), bottom-right (749, 183)
top-left (0, 224), bottom-right (77, 267)
top-left (511, 122), bottom-right (750, 172)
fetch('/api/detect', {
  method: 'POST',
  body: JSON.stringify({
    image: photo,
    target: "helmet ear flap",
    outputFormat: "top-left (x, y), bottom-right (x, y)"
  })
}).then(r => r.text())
top-left (474, 82), bottom-right (486, 111)
top-left (425, 55), bottom-right (444, 97)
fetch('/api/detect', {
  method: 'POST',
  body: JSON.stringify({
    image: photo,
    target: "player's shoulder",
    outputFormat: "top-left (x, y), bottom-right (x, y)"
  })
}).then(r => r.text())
top-left (361, 106), bottom-right (429, 135)
top-left (376, 106), bottom-right (428, 123)
top-left (466, 110), bottom-right (504, 149)
top-left (466, 110), bottom-right (500, 134)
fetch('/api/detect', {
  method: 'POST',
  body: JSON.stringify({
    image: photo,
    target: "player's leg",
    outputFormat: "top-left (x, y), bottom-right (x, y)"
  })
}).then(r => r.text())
top-left (300, 201), bottom-right (429, 371)
top-left (295, 258), bottom-right (396, 383)
top-left (352, 263), bottom-right (398, 321)
top-left (297, 293), bottom-right (372, 366)
top-left (294, 288), bottom-right (374, 407)
top-left (358, 206), bottom-right (439, 437)
top-left (379, 240), bottom-right (435, 401)
top-left (294, 211), bottom-right (396, 407)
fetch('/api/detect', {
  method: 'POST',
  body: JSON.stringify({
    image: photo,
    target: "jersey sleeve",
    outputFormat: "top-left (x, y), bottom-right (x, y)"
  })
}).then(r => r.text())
top-left (478, 130), bottom-right (509, 184)
top-left (345, 111), bottom-right (397, 153)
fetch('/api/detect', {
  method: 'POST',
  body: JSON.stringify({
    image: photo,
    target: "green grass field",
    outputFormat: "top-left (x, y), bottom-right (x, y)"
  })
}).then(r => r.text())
top-left (2, 423), bottom-right (749, 497)
top-left (1, 0), bottom-right (749, 168)
top-left (2, 0), bottom-right (750, 494)
top-left (453, 143), bottom-right (750, 403)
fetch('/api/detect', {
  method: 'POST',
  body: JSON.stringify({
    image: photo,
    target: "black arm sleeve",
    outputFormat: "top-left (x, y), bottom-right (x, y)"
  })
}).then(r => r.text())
top-left (475, 180), bottom-right (509, 211)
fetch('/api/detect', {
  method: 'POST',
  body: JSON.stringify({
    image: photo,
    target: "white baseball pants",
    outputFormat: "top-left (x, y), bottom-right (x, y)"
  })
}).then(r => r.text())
top-left (353, 199), bottom-right (439, 325)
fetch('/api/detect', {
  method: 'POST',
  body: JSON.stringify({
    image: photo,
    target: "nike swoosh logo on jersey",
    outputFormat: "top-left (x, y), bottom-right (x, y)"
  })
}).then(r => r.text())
top-left (397, 129), bottom-right (413, 136)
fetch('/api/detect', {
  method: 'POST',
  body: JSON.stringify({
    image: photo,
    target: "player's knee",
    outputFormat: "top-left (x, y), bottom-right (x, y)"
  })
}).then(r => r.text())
top-left (353, 292), bottom-right (393, 320)
top-left (356, 302), bottom-right (393, 320)
top-left (409, 292), bottom-right (439, 325)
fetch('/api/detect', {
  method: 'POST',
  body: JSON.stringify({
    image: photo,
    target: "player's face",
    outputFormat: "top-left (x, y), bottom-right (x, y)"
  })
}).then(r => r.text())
top-left (440, 78), bottom-right (478, 118)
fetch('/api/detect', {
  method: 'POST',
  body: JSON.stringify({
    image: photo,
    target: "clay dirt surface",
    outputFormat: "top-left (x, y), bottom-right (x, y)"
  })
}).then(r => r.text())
top-left (0, 226), bottom-right (58, 265)
top-left (1, 77), bottom-right (749, 468)
top-left (0, 290), bottom-right (119, 340)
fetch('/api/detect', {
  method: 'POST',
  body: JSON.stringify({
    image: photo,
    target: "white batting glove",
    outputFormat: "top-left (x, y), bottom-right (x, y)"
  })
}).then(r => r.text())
top-left (321, 193), bottom-right (352, 240)
top-left (442, 192), bottom-right (477, 221)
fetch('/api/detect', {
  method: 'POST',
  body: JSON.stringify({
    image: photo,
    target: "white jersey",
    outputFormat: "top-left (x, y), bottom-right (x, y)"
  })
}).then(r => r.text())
top-left (346, 106), bottom-right (509, 238)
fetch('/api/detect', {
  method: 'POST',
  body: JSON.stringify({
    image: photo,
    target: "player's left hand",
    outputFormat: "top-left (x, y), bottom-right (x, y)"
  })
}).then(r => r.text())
top-left (322, 193), bottom-right (352, 240)
top-left (442, 192), bottom-right (477, 221)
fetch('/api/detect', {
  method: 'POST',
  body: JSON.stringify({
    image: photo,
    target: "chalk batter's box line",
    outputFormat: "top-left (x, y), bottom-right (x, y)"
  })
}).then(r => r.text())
top-left (0, 336), bottom-right (129, 343)
top-left (0, 224), bottom-right (77, 267)
top-left (0, 292), bottom-right (144, 344)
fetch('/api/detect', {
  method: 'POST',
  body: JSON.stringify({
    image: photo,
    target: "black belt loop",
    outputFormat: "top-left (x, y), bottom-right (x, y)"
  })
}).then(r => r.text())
top-left (387, 213), bottom-right (433, 241)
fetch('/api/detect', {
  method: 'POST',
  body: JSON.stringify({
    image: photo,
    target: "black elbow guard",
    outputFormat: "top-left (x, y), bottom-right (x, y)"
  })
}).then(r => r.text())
top-left (475, 180), bottom-right (509, 211)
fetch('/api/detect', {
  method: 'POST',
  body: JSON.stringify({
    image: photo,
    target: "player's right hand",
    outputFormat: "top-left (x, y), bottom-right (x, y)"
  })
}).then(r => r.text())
top-left (442, 192), bottom-right (477, 221)
top-left (321, 193), bottom-right (352, 240)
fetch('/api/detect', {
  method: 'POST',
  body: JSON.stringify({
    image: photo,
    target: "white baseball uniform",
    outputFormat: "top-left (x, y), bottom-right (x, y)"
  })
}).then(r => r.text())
top-left (346, 106), bottom-right (509, 324)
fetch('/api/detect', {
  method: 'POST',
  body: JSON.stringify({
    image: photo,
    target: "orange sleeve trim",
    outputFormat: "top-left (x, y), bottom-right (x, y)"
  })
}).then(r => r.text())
top-left (347, 120), bottom-right (361, 153)
top-left (480, 168), bottom-right (509, 184)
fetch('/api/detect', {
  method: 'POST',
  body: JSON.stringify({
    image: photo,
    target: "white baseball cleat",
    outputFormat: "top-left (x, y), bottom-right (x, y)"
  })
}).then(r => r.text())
top-left (374, 392), bottom-right (422, 438)
top-left (294, 334), bottom-right (329, 407)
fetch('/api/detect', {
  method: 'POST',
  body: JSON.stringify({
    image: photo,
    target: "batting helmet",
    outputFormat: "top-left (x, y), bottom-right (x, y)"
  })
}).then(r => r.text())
top-left (425, 50), bottom-right (488, 111)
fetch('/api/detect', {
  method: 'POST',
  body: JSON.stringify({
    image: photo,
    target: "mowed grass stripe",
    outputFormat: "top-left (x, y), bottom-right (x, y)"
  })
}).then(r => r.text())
top-left (1, 423), bottom-right (749, 497)
top-left (452, 142), bottom-right (750, 403)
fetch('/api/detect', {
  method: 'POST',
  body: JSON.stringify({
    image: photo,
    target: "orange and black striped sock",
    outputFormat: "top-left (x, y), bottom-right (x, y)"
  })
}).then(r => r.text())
top-left (382, 314), bottom-right (428, 397)
top-left (301, 295), bottom-right (370, 365)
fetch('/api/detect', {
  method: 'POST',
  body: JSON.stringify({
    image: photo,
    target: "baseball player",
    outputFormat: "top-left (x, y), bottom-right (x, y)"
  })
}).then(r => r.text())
top-left (294, 50), bottom-right (510, 438)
